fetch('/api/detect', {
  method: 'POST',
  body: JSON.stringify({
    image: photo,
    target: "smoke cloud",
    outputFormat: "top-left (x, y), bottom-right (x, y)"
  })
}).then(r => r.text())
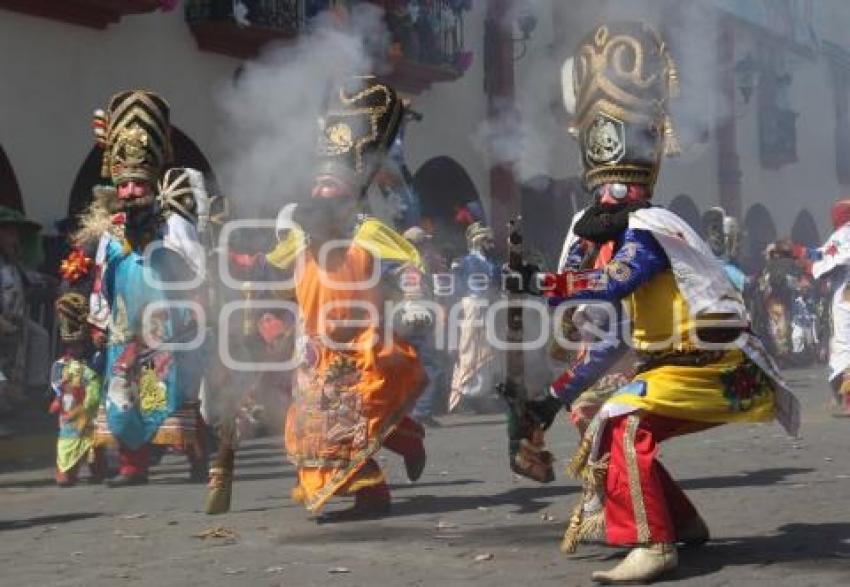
top-left (476, 0), bottom-right (727, 179)
top-left (214, 4), bottom-right (388, 220)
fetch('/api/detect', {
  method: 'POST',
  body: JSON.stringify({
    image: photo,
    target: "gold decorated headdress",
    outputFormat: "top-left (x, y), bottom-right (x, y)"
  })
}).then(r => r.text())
top-left (316, 76), bottom-right (405, 191)
top-left (55, 291), bottom-right (90, 344)
top-left (564, 22), bottom-right (679, 194)
top-left (95, 90), bottom-right (172, 186)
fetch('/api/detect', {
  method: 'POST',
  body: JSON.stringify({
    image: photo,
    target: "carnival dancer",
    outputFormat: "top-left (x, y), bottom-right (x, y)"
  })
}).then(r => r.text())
top-left (513, 22), bottom-right (799, 583)
top-left (404, 226), bottom-right (447, 427)
top-left (448, 222), bottom-right (502, 413)
top-left (238, 76), bottom-right (431, 518)
top-left (813, 198), bottom-right (850, 415)
top-left (702, 207), bottom-right (747, 292)
top-left (78, 91), bottom-right (208, 486)
top-left (50, 290), bottom-right (106, 486)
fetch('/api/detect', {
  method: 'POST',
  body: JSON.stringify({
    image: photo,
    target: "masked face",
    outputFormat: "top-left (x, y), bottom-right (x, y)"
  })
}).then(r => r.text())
top-left (594, 183), bottom-right (649, 208)
top-left (117, 180), bottom-right (152, 205)
top-left (312, 174), bottom-right (356, 201)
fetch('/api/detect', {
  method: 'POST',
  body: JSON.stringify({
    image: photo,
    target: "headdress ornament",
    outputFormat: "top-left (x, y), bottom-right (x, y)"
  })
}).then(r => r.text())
top-left (96, 90), bottom-right (172, 186)
top-left (317, 76), bottom-right (405, 191)
top-left (563, 22), bottom-right (679, 194)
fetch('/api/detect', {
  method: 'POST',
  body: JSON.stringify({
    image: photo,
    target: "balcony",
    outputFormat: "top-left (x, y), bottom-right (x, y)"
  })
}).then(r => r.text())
top-left (378, 0), bottom-right (473, 93)
top-left (185, 0), bottom-right (473, 93)
top-left (0, 0), bottom-right (166, 29)
top-left (185, 0), bottom-right (303, 60)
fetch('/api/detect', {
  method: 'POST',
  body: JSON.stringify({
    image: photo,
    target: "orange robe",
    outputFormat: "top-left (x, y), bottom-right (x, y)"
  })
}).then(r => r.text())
top-left (279, 235), bottom-right (425, 513)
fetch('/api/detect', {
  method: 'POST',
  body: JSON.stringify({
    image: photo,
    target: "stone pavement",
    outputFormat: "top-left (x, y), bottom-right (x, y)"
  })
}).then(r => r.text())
top-left (0, 366), bottom-right (849, 586)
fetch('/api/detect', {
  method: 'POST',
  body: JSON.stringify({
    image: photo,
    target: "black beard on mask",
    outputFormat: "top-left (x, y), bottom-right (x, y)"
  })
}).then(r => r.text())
top-left (574, 200), bottom-right (651, 244)
top-left (292, 198), bottom-right (353, 247)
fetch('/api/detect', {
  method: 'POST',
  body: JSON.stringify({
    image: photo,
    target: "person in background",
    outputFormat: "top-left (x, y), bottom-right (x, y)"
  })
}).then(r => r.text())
top-left (448, 222), bottom-right (502, 413)
top-left (812, 198), bottom-right (850, 415)
top-left (789, 274), bottom-right (819, 366)
top-left (404, 226), bottom-right (446, 427)
top-left (0, 206), bottom-right (50, 416)
top-left (50, 291), bottom-right (105, 486)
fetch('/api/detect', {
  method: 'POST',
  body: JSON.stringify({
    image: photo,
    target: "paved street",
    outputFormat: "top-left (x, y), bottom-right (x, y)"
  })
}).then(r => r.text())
top-left (1, 366), bottom-right (849, 587)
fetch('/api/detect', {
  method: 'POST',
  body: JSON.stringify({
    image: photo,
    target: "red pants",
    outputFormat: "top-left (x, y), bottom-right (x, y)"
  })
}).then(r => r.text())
top-left (118, 444), bottom-right (149, 477)
top-left (601, 413), bottom-right (713, 546)
top-left (117, 407), bottom-right (209, 477)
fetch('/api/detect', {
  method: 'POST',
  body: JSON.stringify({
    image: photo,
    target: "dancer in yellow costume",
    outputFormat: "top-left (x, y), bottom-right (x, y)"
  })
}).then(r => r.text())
top-left (515, 22), bottom-right (800, 584)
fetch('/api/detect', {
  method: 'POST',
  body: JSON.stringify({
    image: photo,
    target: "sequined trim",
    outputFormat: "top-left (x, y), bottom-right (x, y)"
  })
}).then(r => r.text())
top-left (623, 415), bottom-right (650, 544)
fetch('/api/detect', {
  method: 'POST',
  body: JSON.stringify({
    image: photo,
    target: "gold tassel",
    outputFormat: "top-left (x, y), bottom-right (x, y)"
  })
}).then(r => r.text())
top-left (561, 497), bottom-right (586, 553)
top-left (566, 433), bottom-right (592, 478)
top-left (561, 454), bottom-right (610, 553)
top-left (665, 48), bottom-right (680, 99)
top-left (664, 115), bottom-right (681, 157)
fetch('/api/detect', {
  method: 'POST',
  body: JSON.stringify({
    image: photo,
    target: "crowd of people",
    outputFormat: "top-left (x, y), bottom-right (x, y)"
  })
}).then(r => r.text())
top-left (4, 17), bottom-right (850, 586)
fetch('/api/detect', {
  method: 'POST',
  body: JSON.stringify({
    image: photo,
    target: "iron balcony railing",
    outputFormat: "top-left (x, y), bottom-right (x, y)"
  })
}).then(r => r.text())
top-left (185, 0), bottom-right (304, 30)
top-left (185, 0), bottom-right (469, 71)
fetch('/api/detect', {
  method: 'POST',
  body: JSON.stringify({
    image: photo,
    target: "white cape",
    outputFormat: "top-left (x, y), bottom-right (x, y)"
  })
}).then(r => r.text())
top-left (162, 214), bottom-right (205, 280)
top-left (629, 207), bottom-right (800, 436)
top-left (812, 223), bottom-right (850, 380)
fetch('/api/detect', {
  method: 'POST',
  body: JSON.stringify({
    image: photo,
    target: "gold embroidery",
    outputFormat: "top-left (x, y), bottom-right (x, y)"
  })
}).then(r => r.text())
top-left (323, 122), bottom-right (354, 155)
top-left (624, 414), bottom-right (651, 544)
top-left (607, 261), bottom-right (632, 282)
top-left (138, 366), bottom-right (167, 414)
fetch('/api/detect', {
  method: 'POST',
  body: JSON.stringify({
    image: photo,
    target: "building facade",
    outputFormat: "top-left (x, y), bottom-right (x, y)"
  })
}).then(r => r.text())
top-left (2, 0), bottom-right (850, 274)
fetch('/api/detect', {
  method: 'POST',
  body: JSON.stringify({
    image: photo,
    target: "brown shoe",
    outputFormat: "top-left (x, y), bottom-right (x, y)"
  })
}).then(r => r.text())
top-left (404, 450), bottom-right (427, 482)
top-left (204, 467), bottom-right (233, 515)
top-left (318, 485), bottom-right (392, 523)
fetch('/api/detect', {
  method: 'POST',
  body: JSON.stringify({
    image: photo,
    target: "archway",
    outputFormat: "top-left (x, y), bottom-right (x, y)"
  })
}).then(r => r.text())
top-left (521, 175), bottom-right (576, 271)
top-left (412, 156), bottom-right (481, 261)
top-left (790, 209), bottom-right (820, 248)
top-left (67, 127), bottom-right (218, 222)
top-left (666, 194), bottom-right (702, 235)
top-left (743, 203), bottom-right (778, 274)
top-left (0, 145), bottom-right (24, 211)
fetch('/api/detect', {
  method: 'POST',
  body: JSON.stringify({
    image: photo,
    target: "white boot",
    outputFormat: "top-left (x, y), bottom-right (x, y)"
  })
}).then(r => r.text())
top-left (592, 543), bottom-right (678, 584)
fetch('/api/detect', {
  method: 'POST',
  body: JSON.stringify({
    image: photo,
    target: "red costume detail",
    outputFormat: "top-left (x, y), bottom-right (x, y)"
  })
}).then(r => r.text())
top-left (601, 414), bottom-right (710, 545)
top-left (831, 199), bottom-right (850, 230)
top-left (59, 249), bottom-right (94, 283)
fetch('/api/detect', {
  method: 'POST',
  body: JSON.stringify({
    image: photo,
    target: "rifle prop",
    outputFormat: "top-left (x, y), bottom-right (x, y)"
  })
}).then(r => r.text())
top-left (498, 217), bottom-right (557, 483)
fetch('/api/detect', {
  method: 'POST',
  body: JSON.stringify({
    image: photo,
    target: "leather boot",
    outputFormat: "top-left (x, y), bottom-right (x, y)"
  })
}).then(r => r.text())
top-left (592, 543), bottom-right (678, 584)
top-left (404, 449), bottom-right (427, 482)
top-left (204, 447), bottom-right (234, 515)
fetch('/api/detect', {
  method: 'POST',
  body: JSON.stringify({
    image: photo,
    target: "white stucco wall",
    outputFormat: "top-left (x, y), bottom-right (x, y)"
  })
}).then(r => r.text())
top-left (528, 0), bottom-right (850, 248)
top-left (0, 8), bottom-right (241, 229)
top-left (0, 5), bottom-right (490, 231)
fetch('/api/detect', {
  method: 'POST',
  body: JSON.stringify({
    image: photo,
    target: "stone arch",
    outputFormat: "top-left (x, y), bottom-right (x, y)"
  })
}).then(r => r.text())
top-left (412, 156), bottom-right (481, 260)
top-left (743, 203), bottom-right (778, 273)
top-left (67, 127), bottom-right (217, 222)
top-left (790, 209), bottom-right (820, 248)
top-left (0, 145), bottom-right (24, 211)
top-left (666, 194), bottom-right (702, 235)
